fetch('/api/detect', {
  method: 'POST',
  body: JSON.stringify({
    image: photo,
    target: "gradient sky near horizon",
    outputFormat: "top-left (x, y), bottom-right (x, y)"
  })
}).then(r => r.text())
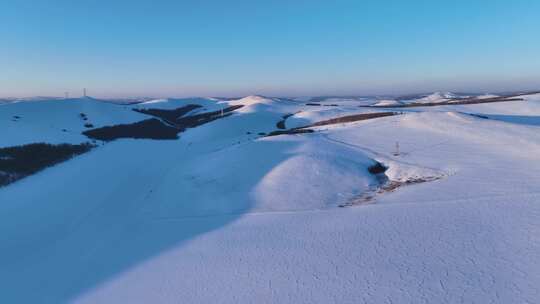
top-left (1, 0), bottom-right (540, 98)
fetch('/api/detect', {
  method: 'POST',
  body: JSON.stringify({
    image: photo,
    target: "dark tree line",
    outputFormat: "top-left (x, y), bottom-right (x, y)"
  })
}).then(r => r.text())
top-left (0, 142), bottom-right (94, 187)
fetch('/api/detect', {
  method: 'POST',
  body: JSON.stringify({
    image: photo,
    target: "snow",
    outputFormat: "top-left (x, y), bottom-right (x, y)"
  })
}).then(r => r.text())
top-left (286, 108), bottom-right (360, 129)
top-left (133, 97), bottom-right (221, 110)
top-left (74, 198), bottom-right (540, 304)
top-left (321, 97), bottom-right (373, 105)
top-left (228, 95), bottom-right (274, 107)
top-left (476, 93), bottom-right (499, 99)
top-left (0, 97), bottom-right (148, 148)
top-left (290, 96), bottom-right (377, 106)
top-left (372, 99), bottom-right (403, 106)
top-left (522, 92), bottom-right (540, 102)
top-left (252, 136), bottom-right (376, 210)
top-left (393, 93), bottom-right (540, 127)
top-left (403, 91), bottom-right (460, 104)
top-left (1, 93), bottom-right (540, 303)
top-left (226, 95), bottom-right (292, 114)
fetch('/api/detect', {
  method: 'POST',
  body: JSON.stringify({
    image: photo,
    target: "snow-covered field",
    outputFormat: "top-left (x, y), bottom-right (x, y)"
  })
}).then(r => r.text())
top-left (1, 93), bottom-right (539, 303)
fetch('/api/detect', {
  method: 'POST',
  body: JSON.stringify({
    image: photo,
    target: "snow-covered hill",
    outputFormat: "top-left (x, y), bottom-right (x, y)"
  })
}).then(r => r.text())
top-left (0, 97), bottom-right (148, 147)
top-left (1, 92), bottom-right (539, 303)
top-left (399, 91), bottom-right (461, 104)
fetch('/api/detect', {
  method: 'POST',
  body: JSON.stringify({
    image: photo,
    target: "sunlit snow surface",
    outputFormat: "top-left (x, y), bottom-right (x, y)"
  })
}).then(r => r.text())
top-left (1, 93), bottom-right (540, 303)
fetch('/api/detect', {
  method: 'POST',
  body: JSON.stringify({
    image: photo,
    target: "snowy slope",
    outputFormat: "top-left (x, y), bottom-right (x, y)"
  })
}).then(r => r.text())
top-left (285, 107), bottom-right (387, 129)
top-left (475, 93), bottom-right (499, 99)
top-left (372, 99), bottom-right (403, 107)
top-left (132, 97), bottom-right (221, 111)
top-left (72, 105), bottom-right (540, 304)
top-left (396, 92), bottom-right (540, 127)
top-left (0, 97), bottom-right (148, 147)
top-left (1, 92), bottom-right (540, 303)
top-left (402, 91), bottom-right (461, 104)
top-left (227, 95), bottom-right (300, 114)
top-left (318, 97), bottom-right (375, 106)
top-left (0, 96), bottom-right (246, 148)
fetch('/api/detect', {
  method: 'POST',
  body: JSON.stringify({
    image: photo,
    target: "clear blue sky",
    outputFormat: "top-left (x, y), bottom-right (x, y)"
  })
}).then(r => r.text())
top-left (1, 0), bottom-right (539, 98)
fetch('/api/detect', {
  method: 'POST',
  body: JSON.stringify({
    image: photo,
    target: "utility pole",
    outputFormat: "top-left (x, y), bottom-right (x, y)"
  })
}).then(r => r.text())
top-left (83, 88), bottom-right (87, 97)
top-left (394, 141), bottom-right (400, 156)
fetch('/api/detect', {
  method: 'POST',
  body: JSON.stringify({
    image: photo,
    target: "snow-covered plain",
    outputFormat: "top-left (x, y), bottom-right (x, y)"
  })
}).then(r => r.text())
top-left (0, 93), bottom-right (539, 303)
